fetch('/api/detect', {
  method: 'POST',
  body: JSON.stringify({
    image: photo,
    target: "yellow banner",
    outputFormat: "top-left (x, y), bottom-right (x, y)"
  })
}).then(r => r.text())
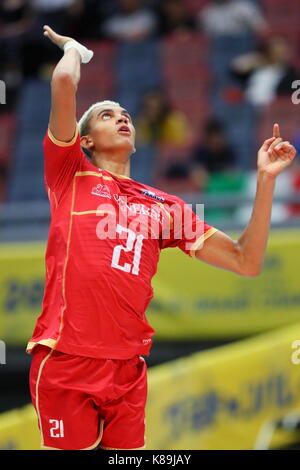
top-left (0, 405), bottom-right (40, 450)
top-left (0, 243), bottom-right (45, 345)
top-left (0, 230), bottom-right (299, 343)
top-left (1, 323), bottom-right (300, 449)
top-left (148, 229), bottom-right (300, 338)
top-left (146, 322), bottom-right (300, 449)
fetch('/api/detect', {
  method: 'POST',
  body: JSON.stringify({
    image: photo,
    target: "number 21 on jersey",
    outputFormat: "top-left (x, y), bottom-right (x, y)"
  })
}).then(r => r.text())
top-left (111, 224), bottom-right (144, 275)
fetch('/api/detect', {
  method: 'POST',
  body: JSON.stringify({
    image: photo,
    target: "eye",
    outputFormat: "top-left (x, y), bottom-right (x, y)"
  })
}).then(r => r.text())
top-left (102, 113), bottom-right (111, 120)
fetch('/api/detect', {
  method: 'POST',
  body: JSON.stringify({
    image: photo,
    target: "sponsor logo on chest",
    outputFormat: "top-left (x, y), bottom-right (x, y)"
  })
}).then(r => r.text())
top-left (91, 184), bottom-right (112, 198)
top-left (141, 189), bottom-right (165, 202)
top-left (91, 184), bottom-right (165, 223)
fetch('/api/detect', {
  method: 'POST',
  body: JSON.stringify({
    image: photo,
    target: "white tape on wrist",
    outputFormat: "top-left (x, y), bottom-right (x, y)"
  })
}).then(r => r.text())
top-left (63, 40), bottom-right (94, 64)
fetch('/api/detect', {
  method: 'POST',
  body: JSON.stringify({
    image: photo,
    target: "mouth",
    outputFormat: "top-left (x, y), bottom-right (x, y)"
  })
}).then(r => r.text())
top-left (118, 125), bottom-right (131, 136)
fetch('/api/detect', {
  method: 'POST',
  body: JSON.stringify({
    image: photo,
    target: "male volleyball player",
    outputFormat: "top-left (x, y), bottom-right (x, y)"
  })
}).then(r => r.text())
top-left (27, 26), bottom-right (296, 450)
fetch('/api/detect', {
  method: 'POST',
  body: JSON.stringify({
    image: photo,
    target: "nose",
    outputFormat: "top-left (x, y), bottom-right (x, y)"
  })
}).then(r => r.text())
top-left (117, 115), bottom-right (128, 125)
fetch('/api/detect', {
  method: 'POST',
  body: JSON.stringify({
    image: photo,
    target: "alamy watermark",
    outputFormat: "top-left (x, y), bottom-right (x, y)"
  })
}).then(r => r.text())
top-left (291, 80), bottom-right (300, 104)
top-left (0, 80), bottom-right (6, 104)
top-left (291, 340), bottom-right (300, 365)
top-left (0, 340), bottom-right (6, 364)
top-left (93, 198), bottom-right (206, 252)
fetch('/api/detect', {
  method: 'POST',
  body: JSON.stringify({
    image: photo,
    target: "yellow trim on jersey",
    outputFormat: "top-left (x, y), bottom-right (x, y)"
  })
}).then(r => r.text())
top-left (71, 210), bottom-right (116, 216)
top-left (35, 348), bottom-right (54, 447)
top-left (105, 169), bottom-right (132, 180)
top-left (47, 126), bottom-right (79, 147)
top-left (48, 188), bottom-right (58, 209)
top-left (26, 338), bottom-right (57, 353)
top-left (75, 170), bottom-right (130, 181)
top-left (41, 420), bottom-right (104, 450)
top-left (55, 176), bottom-right (77, 351)
top-left (155, 201), bottom-right (174, 230)
top-left (52, 191), bottom-right (58, 208)
top-left (75, 170), bottom-right (114, 181)
top-left (189, 227), bottom-right (219, 258)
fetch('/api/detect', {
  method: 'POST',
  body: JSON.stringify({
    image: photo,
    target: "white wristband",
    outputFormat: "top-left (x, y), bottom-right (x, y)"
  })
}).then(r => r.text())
top-left (63, 40), bottom-right (94, 64)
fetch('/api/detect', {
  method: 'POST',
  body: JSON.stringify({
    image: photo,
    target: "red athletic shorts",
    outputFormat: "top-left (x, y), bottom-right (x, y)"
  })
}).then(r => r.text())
top-left (29, 345), bottom-right (147, 450)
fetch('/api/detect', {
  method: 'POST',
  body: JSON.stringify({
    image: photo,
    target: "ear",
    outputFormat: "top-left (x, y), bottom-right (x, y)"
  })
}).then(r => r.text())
top-left (80, 135), bottom-right (94, 150)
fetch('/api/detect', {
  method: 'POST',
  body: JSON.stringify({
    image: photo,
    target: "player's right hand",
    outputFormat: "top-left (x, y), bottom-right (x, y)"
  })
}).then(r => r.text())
top-left (43, 25), bottom-right (73, 50)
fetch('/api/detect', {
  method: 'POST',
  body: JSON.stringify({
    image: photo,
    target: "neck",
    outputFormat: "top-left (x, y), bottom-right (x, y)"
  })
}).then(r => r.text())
top-left (91, 149), bottom-right (131, 178)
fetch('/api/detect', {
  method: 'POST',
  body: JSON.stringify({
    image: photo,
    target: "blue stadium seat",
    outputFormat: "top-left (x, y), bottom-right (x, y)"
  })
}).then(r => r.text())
top-left (7, 80), bottom-right (49, 202)
top-left (210, 35), bottom-right (256, 90)
top-left (130, 144), bottom-right (156, 187)
top-left (8, 168), bottom-right (47, 202)
top-left (16, 80), bottom-right (50, 133)
top-left (115, 39), bottom-right (161, 116)
top-left (212, 100), bottom-right (258, 170)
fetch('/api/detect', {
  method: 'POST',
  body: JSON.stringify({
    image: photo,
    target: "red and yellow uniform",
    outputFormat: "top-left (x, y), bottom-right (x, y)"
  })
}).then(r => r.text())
top-left (28, 127), bottom-right (218, 449)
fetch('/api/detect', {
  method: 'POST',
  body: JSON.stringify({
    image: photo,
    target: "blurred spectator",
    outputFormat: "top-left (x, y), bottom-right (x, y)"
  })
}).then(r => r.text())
top-left (199, 0), bottom-right (268, 37)
top-left (157, 0), bottom-right (196, 36)
top-left (136, 89), bottom-right (191, 146)
top-left (29, 0), bottom-right (83, 33)
top-left (0, 0), bottom-right (33, 104)
top-left (101, 0), bottom-right (157, 41)
top-left (189, 118), bottom-right (236, 190)
top-left (74, 0), bottom-right (105, 39)
top-left (21, 0), bottom-right (83, 79)
top-left (231, 37), bottom-right (298, 106)
top-left (163, 161), bottom-right (190, 177)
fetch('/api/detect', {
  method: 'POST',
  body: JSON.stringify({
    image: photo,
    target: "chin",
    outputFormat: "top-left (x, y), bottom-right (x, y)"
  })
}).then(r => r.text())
top-left (116, 139), bottom-right (135, 154)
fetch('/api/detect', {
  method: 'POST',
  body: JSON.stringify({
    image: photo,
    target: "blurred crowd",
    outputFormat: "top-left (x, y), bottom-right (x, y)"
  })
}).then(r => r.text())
top-left (0, 0), bottom-right (300, 214)
top-left (0, 0), bottom-right (277, 94)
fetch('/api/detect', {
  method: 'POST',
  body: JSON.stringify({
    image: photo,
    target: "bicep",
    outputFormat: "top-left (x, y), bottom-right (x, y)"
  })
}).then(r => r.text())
top-left (194, 230), bottom-right (244, 275)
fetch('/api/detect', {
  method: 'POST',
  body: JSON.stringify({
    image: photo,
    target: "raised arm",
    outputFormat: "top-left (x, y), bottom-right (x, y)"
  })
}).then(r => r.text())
top-left (43, 25), bottom-right (82, 142)
top-left (195, 124), bottom-right (297, 277)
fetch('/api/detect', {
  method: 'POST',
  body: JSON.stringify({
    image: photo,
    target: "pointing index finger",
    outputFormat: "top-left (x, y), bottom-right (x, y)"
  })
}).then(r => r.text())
top-left (273, 123), bottom-right (280, 139)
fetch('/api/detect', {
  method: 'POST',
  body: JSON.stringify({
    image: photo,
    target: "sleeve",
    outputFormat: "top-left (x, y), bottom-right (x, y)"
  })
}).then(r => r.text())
top-left (43, 125), bottom-right (85, 200)
top-left (160, 197), bottom-right (218, 258)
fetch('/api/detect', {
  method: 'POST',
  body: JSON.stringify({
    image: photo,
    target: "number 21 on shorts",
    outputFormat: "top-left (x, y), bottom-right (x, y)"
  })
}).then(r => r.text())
top-left (111, 224), bottom-right (144, 275)
top-left (49, 419), bottom-right (64, 438)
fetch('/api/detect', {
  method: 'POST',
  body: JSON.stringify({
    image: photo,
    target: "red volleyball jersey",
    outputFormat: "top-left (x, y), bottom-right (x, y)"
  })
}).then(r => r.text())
top-left (26, 127), bottom-right (218, 359)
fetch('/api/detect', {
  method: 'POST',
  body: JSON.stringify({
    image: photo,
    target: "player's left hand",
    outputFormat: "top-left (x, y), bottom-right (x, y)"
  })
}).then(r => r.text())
top-left (257, 123), bottom-right (297, 178)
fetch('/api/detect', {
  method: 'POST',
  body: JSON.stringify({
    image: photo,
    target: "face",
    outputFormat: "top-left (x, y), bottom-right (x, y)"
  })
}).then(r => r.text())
top-left (81, 105), bottom-right (136, 157)
top-left (164, 0), bottom-right (185, 20)
top-left (268, 38), bottom-right (289, 63)
top-left (207, 132), bottom-right (226, 151)
top-left (143, 94), bottom-right (164, 118)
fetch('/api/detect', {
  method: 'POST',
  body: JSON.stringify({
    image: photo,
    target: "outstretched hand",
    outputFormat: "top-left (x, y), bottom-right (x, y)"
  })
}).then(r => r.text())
top-left (257, 123), bottom-right (296, 177)
top-left (43, 25), bottom-right (73, 49)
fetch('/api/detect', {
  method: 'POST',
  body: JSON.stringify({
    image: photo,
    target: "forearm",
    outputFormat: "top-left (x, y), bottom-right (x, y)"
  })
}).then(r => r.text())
top-left (196, 127), bottom-right (295, 277)
top-left (52, 48), bottom-right (81, 89)
top-left (43, 26), bottom-right (94, 142)
top-left (49, 48), bottom-right (82, 142)
top-left (237, 170), bottom-right (276, 275)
